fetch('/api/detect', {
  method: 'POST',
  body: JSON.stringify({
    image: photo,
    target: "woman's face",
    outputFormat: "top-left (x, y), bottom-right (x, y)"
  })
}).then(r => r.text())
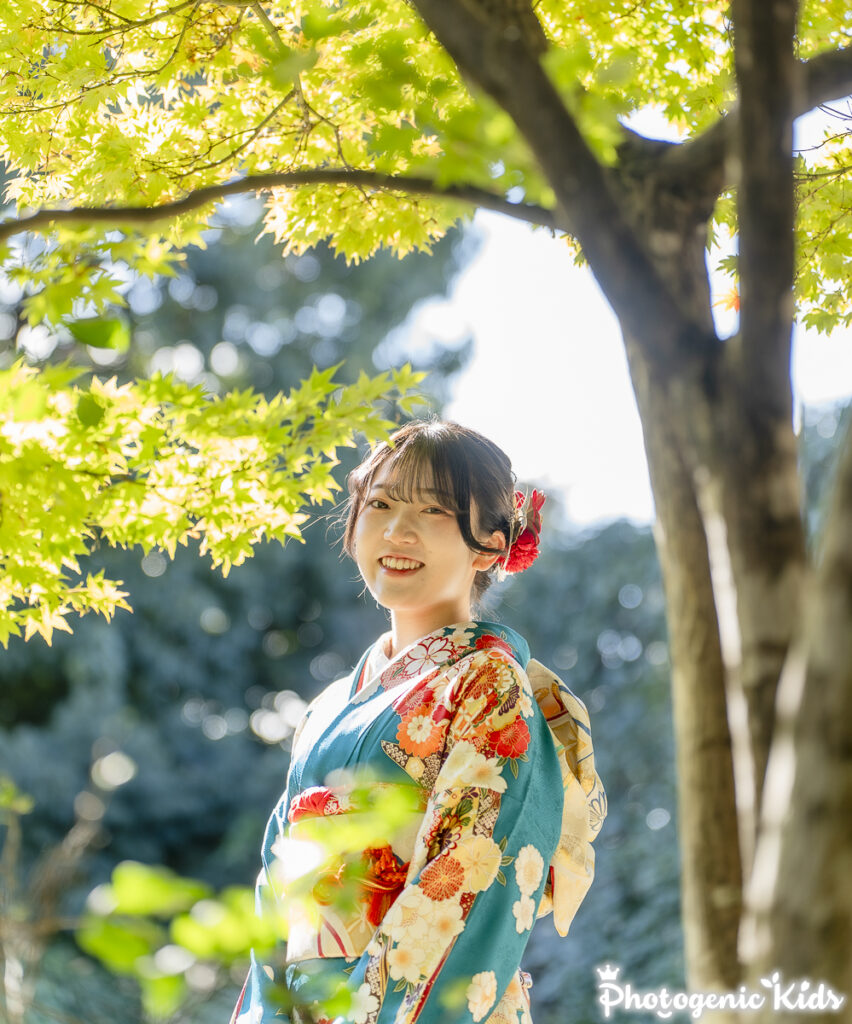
top-left (352, 462), bottom-right (503, 628)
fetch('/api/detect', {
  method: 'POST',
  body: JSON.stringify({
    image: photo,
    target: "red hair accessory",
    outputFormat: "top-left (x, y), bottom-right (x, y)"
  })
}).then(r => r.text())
top-left (503, 489), bottom-right (545, 574)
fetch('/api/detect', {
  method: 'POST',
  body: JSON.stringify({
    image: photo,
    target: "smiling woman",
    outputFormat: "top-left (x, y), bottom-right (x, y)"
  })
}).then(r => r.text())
top-left (345, 426), bottom-right (512, 653)
top-left (343, 421), bottom-right (517, 608)
top-left (231, 420), bottom-right (607, 1024)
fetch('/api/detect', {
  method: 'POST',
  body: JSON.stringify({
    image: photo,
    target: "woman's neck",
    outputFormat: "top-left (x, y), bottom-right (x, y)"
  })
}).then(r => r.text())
top-left (388, 603), bottom-right (473, 658)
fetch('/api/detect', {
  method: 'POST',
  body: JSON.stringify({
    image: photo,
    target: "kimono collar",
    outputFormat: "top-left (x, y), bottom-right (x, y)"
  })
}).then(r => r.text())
top-left (466, 620), bottom-right (530, 667)
top-left (365, 620), bottom-right (530, 688)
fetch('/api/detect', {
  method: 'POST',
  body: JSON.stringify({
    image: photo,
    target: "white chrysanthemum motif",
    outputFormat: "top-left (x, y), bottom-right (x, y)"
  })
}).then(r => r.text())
top-left (421, 895), bottom-right (465, 946)
top-left (466, 971), bottom-right (498, 1022)
top-left (382, 887), bottom-right (435, 944)
top-left (514, 844), bottom-right (544, 897)
top-left (454, 835), bottom-right (502, 892)
top-left (349, 982), bottom-right (379, 1024)
top-left (387, 941), bottom-right (429, 984)
top-left (512, 894), bottom-right (535, 933)
top-left (406, 713), bottom-right (436, 743)
top-left (434, 741), bottom-right (506, 793)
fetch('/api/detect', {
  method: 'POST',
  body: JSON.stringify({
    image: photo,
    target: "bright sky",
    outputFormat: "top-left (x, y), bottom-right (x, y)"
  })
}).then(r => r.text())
top-left (406, 109), bottom-right (852, 527)
top-left (424, 212), bottom-right (654, 525)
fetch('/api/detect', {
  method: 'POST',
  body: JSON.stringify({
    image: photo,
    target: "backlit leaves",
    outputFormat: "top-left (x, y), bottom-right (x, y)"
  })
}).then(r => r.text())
top-left (75, 780), bottom-right (420, 1017)
top-left (0, 0), bottom-right (850, 326)
top-left (0, 357), bottom-right (425, 647)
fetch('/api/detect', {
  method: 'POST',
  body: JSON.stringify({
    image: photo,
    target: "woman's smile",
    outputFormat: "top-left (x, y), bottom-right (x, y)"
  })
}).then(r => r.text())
top-left (379, 555), bottom-right (425, 574)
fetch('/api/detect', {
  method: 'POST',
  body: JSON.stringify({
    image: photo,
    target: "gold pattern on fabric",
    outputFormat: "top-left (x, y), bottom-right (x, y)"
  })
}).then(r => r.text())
top-left (527, 658), bottom-right (607, 937)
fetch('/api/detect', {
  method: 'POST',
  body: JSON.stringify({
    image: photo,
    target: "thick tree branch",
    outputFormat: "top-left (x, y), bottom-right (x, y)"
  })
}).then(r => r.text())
top-left (804, 44), bottom-right (852, 111)
top-left (0, 169), bottom-right (557, 244)
top-left (410, 0), bottom-right (718, 369)
top-left (658, 46), bottom-right (852, 186)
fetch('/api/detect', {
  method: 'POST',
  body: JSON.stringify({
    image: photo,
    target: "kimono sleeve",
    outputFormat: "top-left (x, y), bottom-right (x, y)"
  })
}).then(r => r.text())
top-left (230, 704), bottom-right (313, 1024)
top-left (342, 648), bottom-right (563, 1024)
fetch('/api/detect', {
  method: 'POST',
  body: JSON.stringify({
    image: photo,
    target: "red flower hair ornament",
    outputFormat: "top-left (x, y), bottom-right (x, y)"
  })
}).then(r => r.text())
top-left (500, 489), bottom-right (546, 576)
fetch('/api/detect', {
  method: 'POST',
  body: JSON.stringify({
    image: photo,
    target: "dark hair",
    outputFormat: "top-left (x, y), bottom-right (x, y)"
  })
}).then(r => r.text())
top-left (342, 419), bottom-right (518, 603)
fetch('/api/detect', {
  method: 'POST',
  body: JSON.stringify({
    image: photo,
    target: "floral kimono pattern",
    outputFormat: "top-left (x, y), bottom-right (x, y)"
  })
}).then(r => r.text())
top-left (232, 621), bottom-right (605, 1024)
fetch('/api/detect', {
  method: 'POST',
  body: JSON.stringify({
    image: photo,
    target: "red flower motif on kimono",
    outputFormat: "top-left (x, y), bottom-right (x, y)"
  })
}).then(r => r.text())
top-left (462, 670), bottom-right (494, 701)
top-left (288, 786), bottom-right (340, 822)
top-left (431, 703), bottom-right (453, 725)
top-left (420, 854), bottom-right (465, 901)
top-left (486, 717), bottom-right (531, 759)
top-left (475, 634), bottom-right (514, 659)
top-left (395, 684), bottom-right (435, 717)
top-left (397, 708), bottom-right (443, 757)
top-left (505, 489), bottom-right (546, 573)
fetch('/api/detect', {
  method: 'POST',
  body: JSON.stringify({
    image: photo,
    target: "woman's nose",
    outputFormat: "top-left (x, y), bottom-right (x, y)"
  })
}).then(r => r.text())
top-left (383, 507), bottom-right (417, 542)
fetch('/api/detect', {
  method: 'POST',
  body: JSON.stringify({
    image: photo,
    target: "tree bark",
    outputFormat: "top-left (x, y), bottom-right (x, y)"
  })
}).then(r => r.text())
top-left (687, 377), bottom-right (806, 880)
top-left (625, 331), bottom-right (743, 997)
top-left (686, 0), bottom-right (806, 884)
top-left (739, 418), bottom-right (852, 1024)
top-left (617, 156), bottom-right (747, 997)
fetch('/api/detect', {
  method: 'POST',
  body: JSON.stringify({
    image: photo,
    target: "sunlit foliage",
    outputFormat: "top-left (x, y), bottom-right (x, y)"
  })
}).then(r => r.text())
top-left (1, 1), bottom-right (850, 328)
top-left (0, 357), bottom-right (424, 646)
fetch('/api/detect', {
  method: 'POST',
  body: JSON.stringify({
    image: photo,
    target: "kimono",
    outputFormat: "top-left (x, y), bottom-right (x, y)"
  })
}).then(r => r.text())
top-left (231, 620), bottom-right (606, 1024)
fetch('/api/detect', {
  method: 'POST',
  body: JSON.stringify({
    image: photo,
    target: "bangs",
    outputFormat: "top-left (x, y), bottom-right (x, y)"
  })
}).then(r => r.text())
top-left (369, 434), bottom-right (467, 514)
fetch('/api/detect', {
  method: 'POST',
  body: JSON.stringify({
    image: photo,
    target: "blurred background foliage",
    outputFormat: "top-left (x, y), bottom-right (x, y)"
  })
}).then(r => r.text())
top-left (0, 205), bottom-right (849, 1024)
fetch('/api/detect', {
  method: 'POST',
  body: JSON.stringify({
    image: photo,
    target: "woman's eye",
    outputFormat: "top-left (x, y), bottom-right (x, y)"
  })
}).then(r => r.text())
top-left (424, 506), bottom-right (449, 515)
top-left (368, 499), bottom-right (389, 509)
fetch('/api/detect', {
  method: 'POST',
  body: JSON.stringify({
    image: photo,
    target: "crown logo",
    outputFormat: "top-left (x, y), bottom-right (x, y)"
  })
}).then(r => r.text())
top-left (596, 964), bottom-right (620, 983)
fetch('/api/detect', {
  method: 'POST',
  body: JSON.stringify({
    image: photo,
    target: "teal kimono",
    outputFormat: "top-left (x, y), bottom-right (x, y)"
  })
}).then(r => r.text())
top-left (231, 621), bottom-right (605, 1024)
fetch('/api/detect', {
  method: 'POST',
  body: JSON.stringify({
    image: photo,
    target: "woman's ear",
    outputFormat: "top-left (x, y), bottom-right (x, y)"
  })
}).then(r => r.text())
top-left (472, 530), bottom-right (507, 572)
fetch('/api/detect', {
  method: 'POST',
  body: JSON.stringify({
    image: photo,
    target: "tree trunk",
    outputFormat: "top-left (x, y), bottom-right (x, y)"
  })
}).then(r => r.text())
top-left (741, 417), bottom-right (852, 1024)
top-left (615, 166), bottom-right (747, 996)
top-left (688, 378), bottom-right (806, 880)
top-left (624, 330), bottom-right (743, 998)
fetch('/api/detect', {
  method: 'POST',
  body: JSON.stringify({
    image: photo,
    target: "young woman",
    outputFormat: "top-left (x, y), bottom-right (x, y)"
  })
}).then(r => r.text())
top-left (231, 420), bottom-right (606, 1024)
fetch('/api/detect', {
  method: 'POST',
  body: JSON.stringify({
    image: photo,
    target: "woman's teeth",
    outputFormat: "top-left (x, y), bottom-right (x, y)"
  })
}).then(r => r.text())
top-left (380, 557), bottom-right (423, 570)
